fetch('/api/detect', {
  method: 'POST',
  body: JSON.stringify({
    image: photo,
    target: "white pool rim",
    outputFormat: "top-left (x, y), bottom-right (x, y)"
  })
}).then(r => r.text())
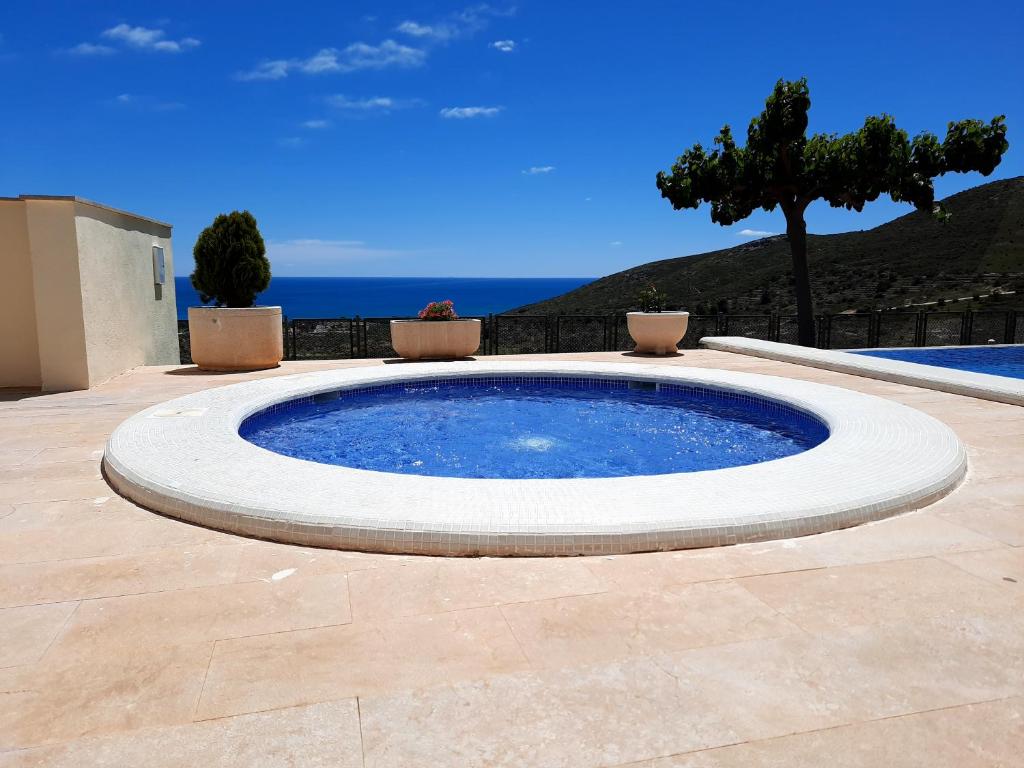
top-left (103, 361), bottom-right (967, 556)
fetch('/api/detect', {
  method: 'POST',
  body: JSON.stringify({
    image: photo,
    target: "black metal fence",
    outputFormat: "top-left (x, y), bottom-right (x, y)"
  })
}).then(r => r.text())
top-left (177, 309), bottom-right (1022, 365)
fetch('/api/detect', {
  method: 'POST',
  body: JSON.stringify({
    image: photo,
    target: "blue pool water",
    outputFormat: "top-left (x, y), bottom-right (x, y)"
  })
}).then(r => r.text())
top-left (240, 377), bottom-right (829, 479)
top-left (853, 345), bottom-right (1024, 380)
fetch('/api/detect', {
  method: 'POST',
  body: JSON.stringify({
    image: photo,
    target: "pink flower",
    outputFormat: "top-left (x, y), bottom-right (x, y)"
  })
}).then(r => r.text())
top-left (418, 300), bottom-right (458, 320)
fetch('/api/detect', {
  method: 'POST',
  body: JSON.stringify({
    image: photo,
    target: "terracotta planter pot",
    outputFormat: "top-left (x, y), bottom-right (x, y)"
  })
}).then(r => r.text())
top-left (390, 319), bottom-right (481, 360)
top-left (626, 311), bottom-right (690, 355)
top-left (187, 306), bottom-right (283, 371)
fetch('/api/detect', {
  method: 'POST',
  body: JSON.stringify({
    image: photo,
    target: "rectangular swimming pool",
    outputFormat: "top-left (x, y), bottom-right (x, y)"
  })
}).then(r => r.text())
top-left (853, 345), bottom-right (1024, 380)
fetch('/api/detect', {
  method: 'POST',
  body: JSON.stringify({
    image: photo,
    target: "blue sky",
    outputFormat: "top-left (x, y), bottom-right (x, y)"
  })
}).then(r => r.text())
top-left (2, 1), bottom-right (1021, 278)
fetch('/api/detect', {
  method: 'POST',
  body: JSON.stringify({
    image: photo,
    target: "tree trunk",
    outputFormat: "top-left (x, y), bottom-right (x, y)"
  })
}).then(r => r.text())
top-left (785, 211), bottom-right (816, 347)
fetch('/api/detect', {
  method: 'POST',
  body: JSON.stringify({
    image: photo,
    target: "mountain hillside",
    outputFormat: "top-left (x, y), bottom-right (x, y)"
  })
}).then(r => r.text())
top-left (510, 176), bottom-right (1024, 315)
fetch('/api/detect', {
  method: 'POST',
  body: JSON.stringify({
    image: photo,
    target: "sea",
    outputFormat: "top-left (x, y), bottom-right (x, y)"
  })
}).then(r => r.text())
top-left (173, 276), bottom-right (592, 320)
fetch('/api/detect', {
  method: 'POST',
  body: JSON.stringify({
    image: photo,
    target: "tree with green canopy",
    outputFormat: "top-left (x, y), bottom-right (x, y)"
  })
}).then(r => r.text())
top-left (191, 210), bottom-right (271, 308)
top-left (656, 79), bottom-right (1008, 346)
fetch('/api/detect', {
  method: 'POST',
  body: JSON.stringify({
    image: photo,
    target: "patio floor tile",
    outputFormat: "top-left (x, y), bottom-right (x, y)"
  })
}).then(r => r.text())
top-left (501, 581), bottom-right (803, 669)
top-left (0, 543), bottom-right (247, 608)
top-left (0, 643), bottom-right (213, 750)
top-left (195, 605), bottom-right (529, 720)
top-left (644, 696), bottom-right (1024, 767)
top-left (44, 571), bottom-right (352, 664)
top-left (737, 556), bottom-right (1022, 633)
top-left (0, 601), bottom-right (78, 668)
top-left (347, 556), bottom-right (608, 622)
top-left (940, 545), bottom-right (1024, 588)
top-left (1, 699), bottom-right (363, 768)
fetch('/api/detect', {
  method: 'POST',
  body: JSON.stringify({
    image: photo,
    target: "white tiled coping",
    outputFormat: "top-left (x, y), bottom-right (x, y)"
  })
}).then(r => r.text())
top-left (103, 361), bottom-right (967, 557)
top-left (700, 337), bottom-right (1024, 407)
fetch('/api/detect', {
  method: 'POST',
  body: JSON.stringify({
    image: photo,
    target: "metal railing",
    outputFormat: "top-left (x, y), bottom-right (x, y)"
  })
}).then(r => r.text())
top-left (177, 309), bottom-right (1022, 365)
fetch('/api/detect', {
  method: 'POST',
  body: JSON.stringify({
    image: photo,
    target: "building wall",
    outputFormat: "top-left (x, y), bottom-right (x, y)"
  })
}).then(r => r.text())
top-left (74, 202), bottom-right (177, 387)
top-left (0, 196), bottom-right (177, 391)
top-left (24, 199), bottom-right (91, 391)
top-left (0, 201), bottom-right (42, 388)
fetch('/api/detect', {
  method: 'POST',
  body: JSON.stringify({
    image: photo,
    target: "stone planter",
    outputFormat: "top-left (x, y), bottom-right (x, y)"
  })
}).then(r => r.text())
top-left (626, 311), bottom-right (690, 355)
top-left (187, 306), bottom-right (283, 371)
top-left (390, 319), bottom-right (481, 360)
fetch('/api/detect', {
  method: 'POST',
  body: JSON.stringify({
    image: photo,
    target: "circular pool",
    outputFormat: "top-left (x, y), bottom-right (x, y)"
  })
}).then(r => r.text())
top-left (103, 361), bottom-right (967, 556)
top-left (240, 377), bottom-right (829, 479)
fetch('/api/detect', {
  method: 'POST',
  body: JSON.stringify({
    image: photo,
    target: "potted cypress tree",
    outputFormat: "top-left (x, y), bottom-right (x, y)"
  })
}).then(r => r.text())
top-left (187, 210), bottom-right (283, 371)
top-left (626, 283), bottom-right (689, 355)
top-left (390, 300), bottom-right (481, 359)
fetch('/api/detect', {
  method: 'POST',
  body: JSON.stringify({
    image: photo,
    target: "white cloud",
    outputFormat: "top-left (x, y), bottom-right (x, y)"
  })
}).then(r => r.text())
top-left (303, 119), bottom-right (331, 129)
top-left (609, 241), bottom-right (623, 247)
top-left (397, 5), bottom-right (515, 43)
top-left (737, 229), bottom-right (778, 238)
top-left (103, 24), bottom-right (162, 47)
top-left (490, 39), bottom-right (515, 52)
top-left (238, 59), bottom-right (291, 81)
top-left (396, 20), bottom-right (451, 40)
top-left (101, 24), bottom-right (200, 53)
top-left (278, 137), bottom-right (306, 148)
top-left (440, 106), bottom-right (502, 119)
top-left (68, 42), bottom-right (116, 56)
top-left (152, 37), bottom-right (200, 53)
top-left (301, 48), bottom-right (344, 73)
top-left (237, 40), bottom-right (425, 81)
top-left (327, 94), bottom-right (407, 111)
top-left (267, 239), bottom-right (403, 274)
top-left (115, 93), bottom-right (133, 103)
top-left (522, 166), bottom-right (555, 175)
top-left (326, 40), bottom-right (425, 72)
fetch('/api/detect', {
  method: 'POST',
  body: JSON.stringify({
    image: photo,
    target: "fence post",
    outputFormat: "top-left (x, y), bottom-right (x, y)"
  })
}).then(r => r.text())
top-left (916, 311), bottom-right (928, 347)
top-left (1007, 310), bottom-right (1018, 344)
top-left (960, 311), bottom-right (972, 345)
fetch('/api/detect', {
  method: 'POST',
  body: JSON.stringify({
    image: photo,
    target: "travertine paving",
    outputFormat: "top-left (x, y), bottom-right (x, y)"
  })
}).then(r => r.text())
top-left (0, 351), bottom-right (1021, 766)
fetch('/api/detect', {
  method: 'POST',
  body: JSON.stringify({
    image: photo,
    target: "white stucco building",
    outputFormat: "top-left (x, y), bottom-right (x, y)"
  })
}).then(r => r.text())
top-left (0, 195), bottom-right (178, 391)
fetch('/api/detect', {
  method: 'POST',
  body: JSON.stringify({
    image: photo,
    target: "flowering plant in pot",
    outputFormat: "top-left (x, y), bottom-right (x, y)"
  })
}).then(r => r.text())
top-left (187, 210), bottom-right (283, 371)
top-left (418, 300), bottom-right (458, 320)
top-left (626, 283), bottom-right (689, 355)
top-left (390, 300), bottom-right (481, 360)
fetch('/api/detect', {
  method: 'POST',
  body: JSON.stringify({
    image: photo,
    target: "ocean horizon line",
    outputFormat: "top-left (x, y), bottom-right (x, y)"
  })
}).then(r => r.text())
top-left (172, 274), bottom-right (598, 280)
